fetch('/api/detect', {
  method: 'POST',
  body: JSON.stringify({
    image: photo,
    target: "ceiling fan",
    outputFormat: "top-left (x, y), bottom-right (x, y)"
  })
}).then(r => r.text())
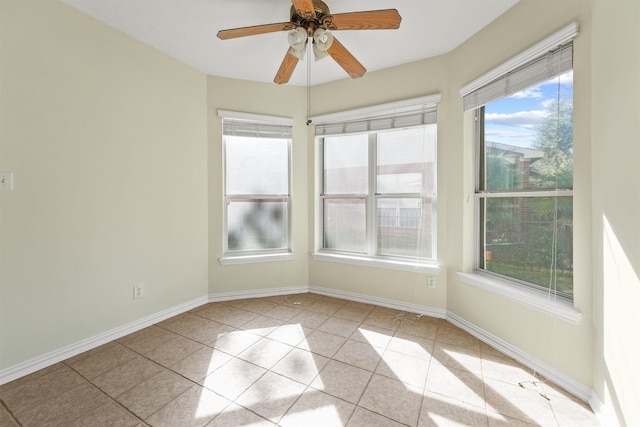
top-left (217, 0), bottom-right (402, 84)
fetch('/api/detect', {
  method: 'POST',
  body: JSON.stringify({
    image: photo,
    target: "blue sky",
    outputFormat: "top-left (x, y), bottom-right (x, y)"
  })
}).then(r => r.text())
top-left (484, 71), bottom-right (573, 148)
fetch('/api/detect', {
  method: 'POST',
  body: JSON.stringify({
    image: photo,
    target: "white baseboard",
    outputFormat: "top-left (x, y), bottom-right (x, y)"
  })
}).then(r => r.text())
top-left (0, 287), bottom-right (310, 386)
top-left (309, 285), bottom-right (447, 319)
top-left (207, 285), bottom-right (309, 302)
top-left (0, 296), bottom-right (208, 386)
top-left (310, 285), bottom-right (616, 424)
top-left (446, 312), bottom-right (593, 402)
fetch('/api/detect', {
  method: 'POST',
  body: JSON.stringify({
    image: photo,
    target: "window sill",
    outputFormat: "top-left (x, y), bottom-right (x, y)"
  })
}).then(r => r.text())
top-left (312, 252), bottom-right (440, 274)
top-left (457, 272), bottom-right (582, 324)
top-left (219, 252), bottom-right (295, 265)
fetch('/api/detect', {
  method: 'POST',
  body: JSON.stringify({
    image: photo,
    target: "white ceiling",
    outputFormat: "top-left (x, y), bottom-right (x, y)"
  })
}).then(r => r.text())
top-left (60, 0), bottom-right (519, 86)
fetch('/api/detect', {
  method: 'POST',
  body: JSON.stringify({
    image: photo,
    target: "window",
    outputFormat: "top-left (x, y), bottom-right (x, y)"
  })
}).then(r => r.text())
top-left (467, 40), bottom-right (574, 299)
top-left (220, 111), bottom-right (292, 262)
top-left (313, 96), bottom-right (439, 270)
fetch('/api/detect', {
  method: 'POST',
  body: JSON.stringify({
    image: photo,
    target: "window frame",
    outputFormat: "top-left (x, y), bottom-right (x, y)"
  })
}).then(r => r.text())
top-left (470, 56), bottom-right (575, 300)
top-left (219, 111), bottom-right (294, 265)
top-left (457, 23), bottom-right (581, 320)
top-left (315, 121), bottom-right (439, 273)
top-left (458, 22), bottom-right (581, 306)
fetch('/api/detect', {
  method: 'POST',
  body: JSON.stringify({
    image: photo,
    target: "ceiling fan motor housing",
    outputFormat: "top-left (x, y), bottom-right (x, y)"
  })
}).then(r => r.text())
top-left (290, 0), bottom-right (332, 34)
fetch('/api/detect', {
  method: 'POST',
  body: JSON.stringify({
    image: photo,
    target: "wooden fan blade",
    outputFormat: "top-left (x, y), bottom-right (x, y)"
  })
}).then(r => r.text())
top-left (274, 47), bottom-right (300, 84)
top-left (327, 37), bottom-right (366, 79)
top-left (292, 0), bottom-right (315, 19)
top-left (323, 9), bottom-right (402, 31)
top-left (217, 22), bottom-right (294, 40)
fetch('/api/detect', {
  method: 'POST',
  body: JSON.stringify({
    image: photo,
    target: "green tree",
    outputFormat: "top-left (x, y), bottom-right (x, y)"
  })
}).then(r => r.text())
top-left (529, 97), bottom-right (574, 292)
top-left (484, 94), bottom-right (575, 295)
top-left (531, 98), bottom-right (573, 188)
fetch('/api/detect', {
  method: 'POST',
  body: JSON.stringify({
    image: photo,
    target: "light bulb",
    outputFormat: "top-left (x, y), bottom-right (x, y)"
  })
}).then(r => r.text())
top-left (287, 27), bottom-right (308, 60)
top-left (313, 28), bottom-right (334, 60)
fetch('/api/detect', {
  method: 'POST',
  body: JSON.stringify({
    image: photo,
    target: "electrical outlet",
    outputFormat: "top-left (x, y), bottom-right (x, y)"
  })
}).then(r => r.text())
top-left (0, 171), bottom-right (13, 191)
top-left (133, 284), bottom-right (144, 299)
top-left (427, 276), bottom-right (436, 288)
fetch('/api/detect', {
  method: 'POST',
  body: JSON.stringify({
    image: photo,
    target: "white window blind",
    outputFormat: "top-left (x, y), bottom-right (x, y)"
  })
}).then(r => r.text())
top-left (463, 43), bottom-right (573, 111)
top-left (312, 95), bottom-right (440, 136)
top-left (218, 110), bottom-right (292, 139)
top-left (460, 22), bottom-right (578, 112)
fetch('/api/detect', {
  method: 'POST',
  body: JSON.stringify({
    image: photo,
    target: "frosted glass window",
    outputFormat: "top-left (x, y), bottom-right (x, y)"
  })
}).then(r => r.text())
top-left (227, 200), bottom-right (288, 251)
top-left (323, 134), bottom-right (368, 195)
top-left (319, 124), bottom-right (437, 261)
top-left (323, 199), bottom-right (366, 252)
top-left (223, 117), bottom-right (291, 256)
top-left (226, 136), bottom-right (289, 195)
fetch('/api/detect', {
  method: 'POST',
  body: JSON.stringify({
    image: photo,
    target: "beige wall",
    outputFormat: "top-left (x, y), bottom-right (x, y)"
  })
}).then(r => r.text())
top-left (0, 1), bottom-right (208, 369)
top-left (590, 0), bottom-right (640, 425)
top-left (206, 76), bottom-right (309, 294)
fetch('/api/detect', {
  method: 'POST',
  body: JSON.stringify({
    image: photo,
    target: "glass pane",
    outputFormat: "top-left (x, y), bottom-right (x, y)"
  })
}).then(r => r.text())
top-left (227, 200), bottom-right (287, 251)
top-left (482, 196), bottom-right (573, 296)
top-left (377, 126), bottom-right (436, 194)
top-left (226, 136), bottom-right (289, 195)
top-left (323, 199), bottom-right (366, 252)
top-left (324, 134), bottom-right (368, 195)
top-left (483, 71), bottom-right (573, 191)
top-left (377, 198), bottom-right (432, 258)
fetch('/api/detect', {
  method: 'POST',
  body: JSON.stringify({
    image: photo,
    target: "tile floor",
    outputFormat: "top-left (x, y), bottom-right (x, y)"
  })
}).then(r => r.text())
top-left (0, 293), bottom-right (599, 426)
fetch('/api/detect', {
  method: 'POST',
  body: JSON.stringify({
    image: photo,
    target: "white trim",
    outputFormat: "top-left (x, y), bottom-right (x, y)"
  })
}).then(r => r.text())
top-left (219, 252), bottom-right (296, 265)
top-left (310, 94), bottom-right (441, 124)
top-left (458, 273), bottom-right (582, 325)
top-left (446, 311), bottom-right (593, 403)
top-left (477, 189), bottom-right (573, 198)
top-left (459, 22), bottom-right (579, 97)
top-left (217, 109), bottom-right (293, 125)
top-left (309, 285), bottom-right (447, 319)
top-left (207, 286), bottom-right (309, 302)
top-left (457, 272), bottom-right (582, 324)
top-left (312, 252), bottom-right (441, 275)
top-left (0, 296), bottom-right (208, 386)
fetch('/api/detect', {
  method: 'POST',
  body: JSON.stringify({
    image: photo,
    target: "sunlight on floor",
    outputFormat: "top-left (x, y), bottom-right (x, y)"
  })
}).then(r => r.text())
top-left (356, 327), bottom-right (393, 350)
top-left (371, 329), bottom-right (431, 390)
top-left (280, 404), bottom-right (344, 427)
top-left (197, 323), bottom-right (323, 421)
top-left (194, 387), bottom-right (229, 419)
top-left (424, 391), bottom-right (490, 426)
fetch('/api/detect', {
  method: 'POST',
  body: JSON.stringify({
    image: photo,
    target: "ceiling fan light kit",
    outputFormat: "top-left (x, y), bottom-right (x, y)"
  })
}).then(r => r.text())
top-left (288, 27), bottom-right (308, 59)
top-left (312, 28), bottom-right (333, 59)
top-left (217, 0), bottom-right (401, 84)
